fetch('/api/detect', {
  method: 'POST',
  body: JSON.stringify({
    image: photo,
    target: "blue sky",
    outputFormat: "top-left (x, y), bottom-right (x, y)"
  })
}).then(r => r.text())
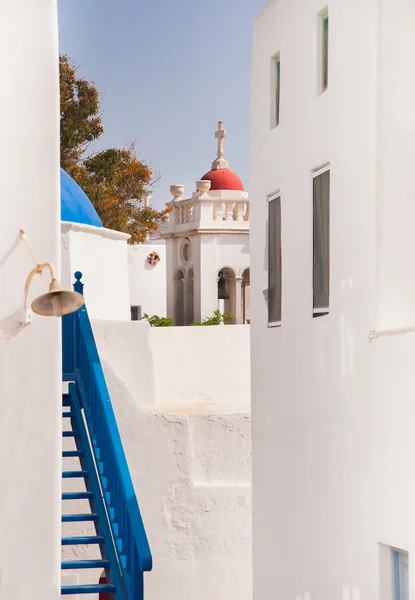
top-left (58, 0), bottom-right (265, 208)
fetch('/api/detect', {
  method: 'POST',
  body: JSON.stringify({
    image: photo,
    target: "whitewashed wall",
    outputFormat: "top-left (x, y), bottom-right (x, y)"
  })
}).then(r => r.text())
top-left (91, 320), bottom-right (252, 600)
top-left (0, 0), bottom-right (61, 597)
top-left (372, 331), bottom-right (415, 592)
top-left (61, 222), bottom-right (131, 321)
top-left (92, 321), bottom-right (251, 409)
top-left (128, 243), bottom-right (167, 318)
top-left (377, 0), bottom-right (415, 329)
top-left (251, 1), bottom-right (415, 599)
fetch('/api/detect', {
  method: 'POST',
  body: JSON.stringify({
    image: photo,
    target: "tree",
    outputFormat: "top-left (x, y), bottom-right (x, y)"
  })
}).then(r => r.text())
top-left (70, 146), bottom-right (170, 244)
top-left (59, 54), bottom-right (170, 243)
top-left (60, 55), bottom-right (103, 171)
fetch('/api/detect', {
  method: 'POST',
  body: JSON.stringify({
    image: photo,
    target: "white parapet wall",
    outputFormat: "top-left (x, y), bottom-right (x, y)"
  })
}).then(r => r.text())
top-left (92, 321), bottom-right (251, 409)
top-left (91, 321), bottom-right (252, 600)
top-left (61, 222), bottom-right (131, 321)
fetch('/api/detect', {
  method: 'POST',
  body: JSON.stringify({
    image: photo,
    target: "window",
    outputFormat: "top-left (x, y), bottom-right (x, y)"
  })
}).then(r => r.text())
top-left (270, 53), bottom-right (281, 128)
top-left (312, 166), bottom-right (330, 316)
top-left (393, 550), bottom-right (409, 600)
top-left (131, 305), bottom-right (142, 321)
top-left (181, 238), bottom-right (191, 263)
top-left (318, 8), bottom-right (329, 93)
top-left (268, 194), bottom-right (282, 325)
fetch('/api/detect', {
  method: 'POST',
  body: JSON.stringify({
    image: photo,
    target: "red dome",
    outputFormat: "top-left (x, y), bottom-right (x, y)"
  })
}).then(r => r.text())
top-left (201, 169), bottom-right (244, 191)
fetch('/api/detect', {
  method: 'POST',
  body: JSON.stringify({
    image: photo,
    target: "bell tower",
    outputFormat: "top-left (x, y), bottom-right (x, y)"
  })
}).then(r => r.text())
top-left (161, 122), bottom-right (250, 325)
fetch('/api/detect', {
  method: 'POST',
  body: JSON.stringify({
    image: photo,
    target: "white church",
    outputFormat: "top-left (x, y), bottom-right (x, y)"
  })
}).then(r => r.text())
top-left (62, 120), bottom-right (250, 330)
top-left (128, 121), bottom-right (250, 327)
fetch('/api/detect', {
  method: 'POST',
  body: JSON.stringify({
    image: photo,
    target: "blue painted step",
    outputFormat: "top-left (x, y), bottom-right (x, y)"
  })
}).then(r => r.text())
top-left (60, 387), bottom-right (125, 599)
top-left (61, 584), bottom-right (115, 595)
top-left (62, 491), bottom-right (93, 500)
top-left (62, 513), bottom-right (98, 523)
top-left (62, 470), bottom-right (89, 479)
top-left (62, 396), bottom-right (72, 407)
top-left (62, 536), bottom-right (105, 545)
top-left (61, 559), bottom-right (110, 570)
top-left (62, 450), bottom-right (84, 458)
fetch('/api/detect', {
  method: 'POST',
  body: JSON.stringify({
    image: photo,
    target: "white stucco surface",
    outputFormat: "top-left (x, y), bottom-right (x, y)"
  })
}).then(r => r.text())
top-left (128, 243), bottom-right (167, 318)
top-left (92, 320), bottom-right (251, 409)
top-left (0, 1), bottom-right (61, 596)
top-left (251, 1), bottom-right (415, 599)
top-left (100, 355), bottom-right (252, 600)
top-left (86, 319), bottom-right (252, 599)
top-left (61, 222), bottom-right (131, 321)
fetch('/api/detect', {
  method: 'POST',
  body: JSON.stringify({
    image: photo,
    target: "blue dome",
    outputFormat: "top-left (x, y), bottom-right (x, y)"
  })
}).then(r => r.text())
top-left (60, 168), bottom-right (103, 228)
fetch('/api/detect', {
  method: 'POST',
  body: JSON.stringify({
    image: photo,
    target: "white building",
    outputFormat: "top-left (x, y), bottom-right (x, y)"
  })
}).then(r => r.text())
top-left (0, 0), bottom-right (61, 597)
top-left (251, 1), bottom-right (415, 599)
top-left (128, 236), bottom-right (167, 321)
top-left (161, 122), bottom-right (250, 325)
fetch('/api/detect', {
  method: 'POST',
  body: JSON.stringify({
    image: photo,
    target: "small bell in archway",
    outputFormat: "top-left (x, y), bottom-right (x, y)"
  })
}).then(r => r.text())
top-left (217, 271), bottom-right (230, 300)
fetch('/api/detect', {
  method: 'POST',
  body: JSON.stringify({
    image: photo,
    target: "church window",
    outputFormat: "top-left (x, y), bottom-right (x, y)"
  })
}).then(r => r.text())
top-left (312, 165), bottom-right (330, 316)
top-left (318, 8), bottom-right (329, 93)
top-left (271, 53), bottom-right (281, 128)
top-left (181, 238), bottom-right (191, 263)
top-left (268, 194), bottom-right (282, 326)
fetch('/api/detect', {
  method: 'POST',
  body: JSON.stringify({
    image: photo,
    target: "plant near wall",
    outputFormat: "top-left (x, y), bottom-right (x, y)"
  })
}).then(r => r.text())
top-left (190, 310), bottom-right (234, 326)
top-left (143, 314), bottom-right (173, 327)
top-left (147, 250), bottom-right (161, 266)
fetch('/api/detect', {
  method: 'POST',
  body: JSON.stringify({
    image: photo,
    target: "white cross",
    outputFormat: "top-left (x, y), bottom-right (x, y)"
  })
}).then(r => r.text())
top-left (215, 121), bottom-right (227, 159)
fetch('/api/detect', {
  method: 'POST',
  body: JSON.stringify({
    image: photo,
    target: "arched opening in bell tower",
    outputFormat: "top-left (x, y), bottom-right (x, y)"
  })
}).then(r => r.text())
top-left (217, 267), bottom-right (236, 322)
top-left (174, 268), bottom-right (185, 326)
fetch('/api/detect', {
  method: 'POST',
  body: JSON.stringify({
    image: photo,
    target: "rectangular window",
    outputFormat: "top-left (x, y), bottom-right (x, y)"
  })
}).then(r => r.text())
top-left (312, 166), bottom-right (330, 316)
top-left (318, 8), bottom-right (329, 93)
top-left (131, 305), bottom-right (142, 321)
top-left (393, 550), bottom-right (409, 600)
top-left (268, 194), bottom-right (282, 325)
top-left (270, 53), bottom-right (281, 128)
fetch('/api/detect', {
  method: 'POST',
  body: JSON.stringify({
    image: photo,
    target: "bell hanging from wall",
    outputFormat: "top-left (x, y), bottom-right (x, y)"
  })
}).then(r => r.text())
top-left (217, 271), bottom-right (230, 300)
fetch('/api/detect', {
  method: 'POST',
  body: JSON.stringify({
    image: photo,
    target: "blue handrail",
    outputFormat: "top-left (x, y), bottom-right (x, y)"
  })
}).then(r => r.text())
top-left (62, 274), bottom-right (152, 598)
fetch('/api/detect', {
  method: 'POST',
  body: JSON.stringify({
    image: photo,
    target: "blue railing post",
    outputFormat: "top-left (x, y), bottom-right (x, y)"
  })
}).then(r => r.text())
top-left (74, 271), bottom-right (84, 295)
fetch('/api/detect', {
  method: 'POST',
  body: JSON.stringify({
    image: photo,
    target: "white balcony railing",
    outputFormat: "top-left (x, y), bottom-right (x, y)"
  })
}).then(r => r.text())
top-left (174, 198), bottom-right (249, 225)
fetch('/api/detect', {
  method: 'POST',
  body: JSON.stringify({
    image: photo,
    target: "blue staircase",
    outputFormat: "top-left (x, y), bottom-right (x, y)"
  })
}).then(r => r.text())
top-left (61, 272), bottom-right (152, 598)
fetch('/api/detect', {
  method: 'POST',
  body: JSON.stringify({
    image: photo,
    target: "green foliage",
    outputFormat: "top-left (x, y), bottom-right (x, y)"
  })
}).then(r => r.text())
top-left (190, 310), bottom-right (234, 326)
top-left (143, 314), bottom-right (173, 327)
top-left (59, 55), bottom-right (103, 171)
top-left (60, 54), bottom-right (171, 244)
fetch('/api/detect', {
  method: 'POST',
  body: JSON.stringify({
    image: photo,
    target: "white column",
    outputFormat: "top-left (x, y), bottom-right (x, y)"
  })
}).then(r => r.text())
top-left (234, 277), bottom-right (243, 324)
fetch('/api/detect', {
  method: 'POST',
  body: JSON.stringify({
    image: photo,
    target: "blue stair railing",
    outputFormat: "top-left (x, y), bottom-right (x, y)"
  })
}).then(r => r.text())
top-left (62, 272), bottom-right (152, 598)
